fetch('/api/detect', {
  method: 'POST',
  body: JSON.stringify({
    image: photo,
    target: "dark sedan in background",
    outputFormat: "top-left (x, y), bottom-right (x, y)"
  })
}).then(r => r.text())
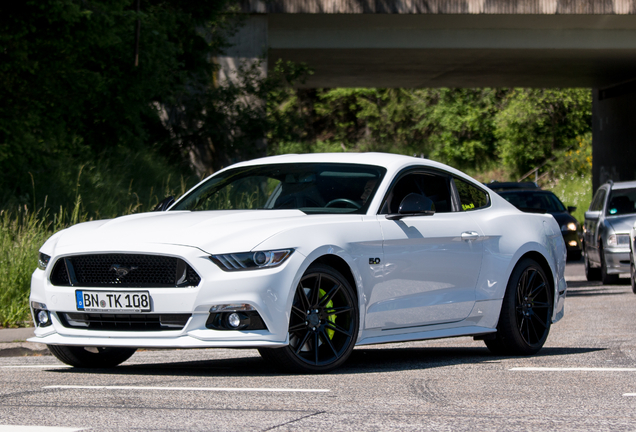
top-left (487, 182), bottom-right (583, 261)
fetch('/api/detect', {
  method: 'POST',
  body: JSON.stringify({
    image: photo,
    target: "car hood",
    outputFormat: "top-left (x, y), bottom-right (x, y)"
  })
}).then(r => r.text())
top-left (606, 214), bottom-right (636, 233)
top-left (48, 210), bottom-right (358, 255)
top-left (549, 211), bottom-right (578, 228)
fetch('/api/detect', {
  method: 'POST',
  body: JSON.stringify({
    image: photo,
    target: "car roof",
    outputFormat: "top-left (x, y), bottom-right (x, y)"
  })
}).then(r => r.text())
top-left (486, 181), bottom-right (540, 191)
top-left (498, 189), bottom-right (556, 196)
top-left (222, 153), bottom-right (480, 184)
top-left (608, 180), bottom-right (636, 190)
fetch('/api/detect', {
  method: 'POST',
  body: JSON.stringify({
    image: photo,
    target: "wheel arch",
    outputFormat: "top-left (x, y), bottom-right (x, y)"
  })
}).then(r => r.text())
top-left (518, 251), bottom-right (555, 294)
top-left (311, 254), bottom-right (358, 303)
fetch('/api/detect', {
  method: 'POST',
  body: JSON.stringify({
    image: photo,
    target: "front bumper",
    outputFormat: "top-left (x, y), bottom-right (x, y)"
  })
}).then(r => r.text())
top-left (603, 248), bottom-right (630, 274)
top-left (29, 244), bottom-right (303, 348)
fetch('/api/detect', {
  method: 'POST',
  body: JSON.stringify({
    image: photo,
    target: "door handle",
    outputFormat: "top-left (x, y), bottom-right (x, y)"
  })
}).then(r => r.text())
top-left (461, 231), bottom-right (480, 241)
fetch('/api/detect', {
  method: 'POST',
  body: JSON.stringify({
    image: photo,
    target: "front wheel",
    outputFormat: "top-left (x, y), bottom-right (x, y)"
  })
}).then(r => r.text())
top-left (48, 345), bottom-right (136, 368)
top-left (631, 261), bottom-right (636, 294)
top-left (485, 258), bottom-right (553, 356)
top-left (600, 247), bottom-right (619, 285)
top-left (259, 263), bottom-right (359, 373)
top-left (584, 247), bottom-right (601, 281)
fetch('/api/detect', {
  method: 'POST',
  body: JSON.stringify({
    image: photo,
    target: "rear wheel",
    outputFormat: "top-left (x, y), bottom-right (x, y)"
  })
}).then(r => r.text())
top-left (48, 345), bottom-right (136, 368)
top-left (259, 263), bottom-right (359, 373)
top-left (485, 258), bottom-right (552, 356)
top-left (631, 261), bottom-right (636, 294)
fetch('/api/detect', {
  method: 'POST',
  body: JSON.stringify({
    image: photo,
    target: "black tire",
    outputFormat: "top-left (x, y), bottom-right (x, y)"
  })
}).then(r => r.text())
top-left (48, 345), bottom-right (136, 368)
top-left (631, 262), bottom-right (636, 294)
top-left (600, 247), bottom-right (619, 285)
top-left (258, 263), bottom-right (359, 373)
top-left (567, 250), bottom-right (582, 262)
top-left (485, 258), bottom-right (553, 356)
top-left (584, 247), bottom-right (601, 281)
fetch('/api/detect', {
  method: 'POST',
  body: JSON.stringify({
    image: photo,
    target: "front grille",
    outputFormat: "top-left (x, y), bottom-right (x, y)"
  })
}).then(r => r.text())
top-left (58, 312), bottom-right (191, 331)
top-left (50, 254), bottom-right (201, 288)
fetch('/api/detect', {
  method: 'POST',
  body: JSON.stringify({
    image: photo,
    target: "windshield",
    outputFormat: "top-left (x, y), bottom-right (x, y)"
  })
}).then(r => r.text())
top-left (606, 188), bottom-right (636, 216)
top-left (499, 191), bottom-right (566, 213)
top-left (172, 163), bottom-right (386, 214)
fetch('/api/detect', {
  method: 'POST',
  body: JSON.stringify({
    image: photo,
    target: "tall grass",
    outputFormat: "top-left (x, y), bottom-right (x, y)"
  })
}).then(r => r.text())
top-left (0, 208), bottom-right (56, 327)
top-left (0, 148), bottom-right (196, 328)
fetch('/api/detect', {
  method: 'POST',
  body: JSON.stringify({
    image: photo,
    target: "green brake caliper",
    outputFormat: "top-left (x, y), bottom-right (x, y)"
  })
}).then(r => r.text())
top-left (319, 288), bottom-right (336, 339)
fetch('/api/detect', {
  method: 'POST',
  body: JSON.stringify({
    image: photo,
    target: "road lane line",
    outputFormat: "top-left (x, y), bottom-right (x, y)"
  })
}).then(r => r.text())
top-left (623, 393), bottom-right (636, 397)
top-left (2, 365), bottom-right (71, 369)
top-left (44, 385), bottom-right (330, 393)
top-left (0, 426), bottom-right (84, 432)
top-left (511, 367), bottom-right (636, 372)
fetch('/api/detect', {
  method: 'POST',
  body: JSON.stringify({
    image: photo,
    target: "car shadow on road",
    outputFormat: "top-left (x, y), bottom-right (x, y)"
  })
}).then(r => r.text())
top-left (45, 346), bottom-right (605, 377)
top-left (566, 280), bottom-right (632, 296)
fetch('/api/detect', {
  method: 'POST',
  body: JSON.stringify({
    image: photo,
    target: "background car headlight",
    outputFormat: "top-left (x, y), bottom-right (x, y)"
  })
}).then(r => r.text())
top-left (607, 234), bottom-right (630, 247)
top-left (561, 223), bottom-right (578, 232)
top-left (37, 252), bottom-right (51, 270)
top-left (210, 249), bottom-right (293, 271)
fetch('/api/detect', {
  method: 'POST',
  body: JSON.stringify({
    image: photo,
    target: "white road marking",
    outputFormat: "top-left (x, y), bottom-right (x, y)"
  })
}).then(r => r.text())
top-left (623, 393), bottom-right (636, 397)
top-left (1, 365), bottom-right (71, 369)
top-left (44, 385), bottom-right (330, 393)
top-left (511, 367), bottom-right (636, 372)
top-left (0, 426), bottom-right (84, 432)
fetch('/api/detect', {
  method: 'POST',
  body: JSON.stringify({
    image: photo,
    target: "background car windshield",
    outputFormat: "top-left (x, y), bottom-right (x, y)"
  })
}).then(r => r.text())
top-left (172, 163), bottom-right (386, 214)
top-left (499, 191), bottom-right (566, 213)
top-left (606, 188), bottom-right (636, 216)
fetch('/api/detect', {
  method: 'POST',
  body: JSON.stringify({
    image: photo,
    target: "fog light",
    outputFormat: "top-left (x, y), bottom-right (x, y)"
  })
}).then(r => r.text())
top-left (37, 310), bottom-right (50, 326)
top-left (569, 240), bottom-right (578, 247)
top-left (227, 313), bottom-right (241, 328)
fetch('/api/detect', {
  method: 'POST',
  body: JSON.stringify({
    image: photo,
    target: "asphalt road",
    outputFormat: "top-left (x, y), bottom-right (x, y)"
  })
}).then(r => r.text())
top-left (1, 260), bottom-right (635, 431)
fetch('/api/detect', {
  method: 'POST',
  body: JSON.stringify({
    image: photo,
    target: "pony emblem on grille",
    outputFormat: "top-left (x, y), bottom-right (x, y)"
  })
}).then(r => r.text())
top-left (110, 264), bottom-right (138, 279)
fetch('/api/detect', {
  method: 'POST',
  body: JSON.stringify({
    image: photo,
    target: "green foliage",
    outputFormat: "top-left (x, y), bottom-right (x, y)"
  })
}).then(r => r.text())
top-left (0, 207), bottom-right (65, 327)
top-left (494, 89), bottom-right (592, 176)
top-left (267, 87), bottom-right (592, 182)
top-left (1, 0), bottom-right (234, 210)
top-left (542, 133), bottom-right (593, 223)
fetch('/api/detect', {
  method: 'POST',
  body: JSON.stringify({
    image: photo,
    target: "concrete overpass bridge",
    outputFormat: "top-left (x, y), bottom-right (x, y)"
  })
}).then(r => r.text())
top-left (223, 0), bottom-right (636, 191)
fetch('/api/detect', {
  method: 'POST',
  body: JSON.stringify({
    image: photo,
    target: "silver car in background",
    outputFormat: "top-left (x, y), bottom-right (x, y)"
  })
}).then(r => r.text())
top-left (584, 180), bottom-right (636, 284)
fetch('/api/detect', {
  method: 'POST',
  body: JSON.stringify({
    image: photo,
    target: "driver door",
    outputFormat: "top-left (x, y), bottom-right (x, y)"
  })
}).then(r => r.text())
top-left (365, 170), bottom-right (484, 330)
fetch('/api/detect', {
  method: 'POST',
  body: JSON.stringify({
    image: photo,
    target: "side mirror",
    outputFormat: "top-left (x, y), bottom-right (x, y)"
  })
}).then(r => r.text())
top-left (567, 206), bottom-right (577, 214)
top-left (153, 196), bottom-right (175, 212)
top-left (386, 193), bottom-right (435, 220)
top-left (584, 210), bottom-right (601, 221)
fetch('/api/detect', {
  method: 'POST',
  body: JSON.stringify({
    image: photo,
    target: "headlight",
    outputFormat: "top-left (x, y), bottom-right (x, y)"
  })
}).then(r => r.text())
top-left (561, 222), bottom-right (578, 232)
top-left (37, 252), bottom-right (51, 270)
top-left (210, 249), bottom-right (293, 271)
top-left (607, 234), bottom-right (630, 247)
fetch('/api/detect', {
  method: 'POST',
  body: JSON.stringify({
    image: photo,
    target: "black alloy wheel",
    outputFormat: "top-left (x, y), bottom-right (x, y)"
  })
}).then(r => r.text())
top-left (259, 263), bottom-right (358, 373)
top-left (485, 258), bottom-right (553, 355)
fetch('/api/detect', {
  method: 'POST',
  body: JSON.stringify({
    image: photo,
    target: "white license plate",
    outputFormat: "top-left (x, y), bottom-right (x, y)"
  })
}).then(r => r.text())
top-left (76, 290), bottom-right (151, 312)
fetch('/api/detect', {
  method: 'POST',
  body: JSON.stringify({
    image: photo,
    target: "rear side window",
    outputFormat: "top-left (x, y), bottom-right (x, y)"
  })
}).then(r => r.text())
top-left (455, 178), bottom-right (489, 211)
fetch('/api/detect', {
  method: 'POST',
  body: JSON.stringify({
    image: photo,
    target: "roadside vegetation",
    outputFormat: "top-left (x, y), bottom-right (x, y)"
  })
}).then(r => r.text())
top-left (1, 2), bottom-right (593, 326)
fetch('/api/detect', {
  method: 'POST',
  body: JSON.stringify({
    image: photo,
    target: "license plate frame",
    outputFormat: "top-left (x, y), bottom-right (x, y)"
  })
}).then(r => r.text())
top-left (76, 290), bottom-right (151, 313)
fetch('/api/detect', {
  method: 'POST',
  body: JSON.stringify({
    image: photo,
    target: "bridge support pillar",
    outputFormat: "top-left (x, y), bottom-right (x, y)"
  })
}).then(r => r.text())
top-left (592, 84), bottom-right (636, 193)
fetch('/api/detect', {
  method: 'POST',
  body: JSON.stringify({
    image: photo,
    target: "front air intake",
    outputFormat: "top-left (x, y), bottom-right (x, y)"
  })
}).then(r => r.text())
top-left (50, 254), bottom-right (201, 288)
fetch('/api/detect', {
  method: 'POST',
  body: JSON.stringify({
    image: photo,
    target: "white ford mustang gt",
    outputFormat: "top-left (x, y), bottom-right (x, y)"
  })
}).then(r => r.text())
top-left (29, 153), bottom-right (566, 372)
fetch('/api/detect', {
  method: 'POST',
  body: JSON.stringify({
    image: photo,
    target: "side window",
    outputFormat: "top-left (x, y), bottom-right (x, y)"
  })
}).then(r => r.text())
top-left (590, 189), bottom-right (606, 211)
top-left (381, 172), bottom-right (453, 214)
top-left (455, 177), bottom-right (490, 211)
